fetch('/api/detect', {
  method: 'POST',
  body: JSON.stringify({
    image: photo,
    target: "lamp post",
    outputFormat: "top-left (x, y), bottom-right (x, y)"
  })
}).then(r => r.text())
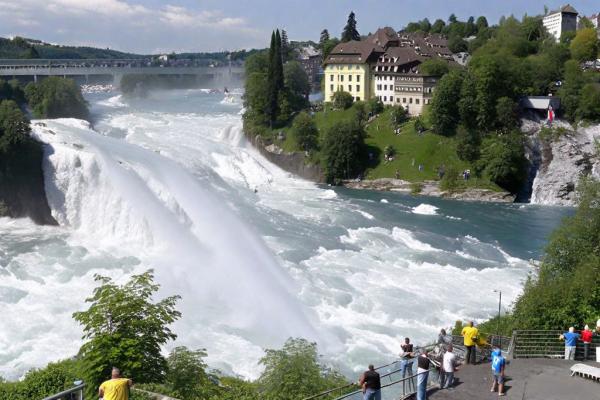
top-left (493, 289), bottom-right (502, 347)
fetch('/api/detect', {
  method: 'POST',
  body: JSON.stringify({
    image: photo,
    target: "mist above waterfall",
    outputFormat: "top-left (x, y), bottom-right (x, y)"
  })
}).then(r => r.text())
top-left (0, 89), bottom-right (571, 380)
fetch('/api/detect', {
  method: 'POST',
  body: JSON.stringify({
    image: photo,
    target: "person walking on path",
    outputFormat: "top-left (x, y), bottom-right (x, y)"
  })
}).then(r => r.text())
top-left (441, 344), bottom-right (457, 389)
top-left (461, 321), bottom-right (479, 364)
top-left (99, 367), bottom-right (132, 400)
top-left (581, 325), bottom-right (594, 360)
top-left (416, 350), bottom-right (430, 400)
top-left (490, 347), bottom-right (506, 397)
top-left (359, 364), bottom-right (381, 400)
top-left (560, 327), bottom-right (580, 360)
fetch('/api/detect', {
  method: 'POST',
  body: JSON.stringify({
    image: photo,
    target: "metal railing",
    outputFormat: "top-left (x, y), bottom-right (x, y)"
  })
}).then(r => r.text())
top-left (450, 334), bottom-right (512, 362)
top-left (512, 330), bottom-right (600, 359)
top-left (42, 382), bottom-right (85, 400)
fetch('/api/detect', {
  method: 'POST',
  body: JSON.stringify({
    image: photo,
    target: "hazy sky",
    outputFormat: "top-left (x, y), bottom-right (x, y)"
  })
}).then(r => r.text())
top-left (0, 0), bottom-right (598, 54)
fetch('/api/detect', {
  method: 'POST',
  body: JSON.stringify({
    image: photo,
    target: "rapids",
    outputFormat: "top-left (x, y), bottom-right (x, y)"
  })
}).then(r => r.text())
top-left (0, 89), bottom-right (572, 380)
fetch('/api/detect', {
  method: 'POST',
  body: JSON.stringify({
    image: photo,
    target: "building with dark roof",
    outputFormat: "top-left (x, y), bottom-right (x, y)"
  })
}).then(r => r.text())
top-left (323, 27), bottom-right (456, 115)
top-left (543, 4), bottom-right (578, 42)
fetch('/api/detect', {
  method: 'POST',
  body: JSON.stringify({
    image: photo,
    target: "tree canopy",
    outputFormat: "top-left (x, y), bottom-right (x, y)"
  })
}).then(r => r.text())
top-left (341, 11), bottom-right (360, 42)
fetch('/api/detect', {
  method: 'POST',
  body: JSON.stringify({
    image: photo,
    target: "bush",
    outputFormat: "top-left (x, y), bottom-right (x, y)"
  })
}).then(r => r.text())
top-left (291, 111), bottom-right (318, 151)
top-left (420, 59), bottom-right (450, 76)
top-left (577, 83), bottom-right (600, 122)
top-left (367, 97), bottom-right (384, 115)
top-left (456, 126), bottom-right (481, 161)
top-left (476, 131), bottom-right (526, 193)
top-left (331, 91), bottom-right (353, 110)
top-left (430, 70), bottom-right (463, 136)
top-left (391, 105), bottom-right (408, 125)
top-left (352, 101), bottom-right (368, 125)
top-left (258, 338), bottom-right (348, 400)
top-left (321, 119), bottom-right (366, 183)
top-left (410, 182), bottom-right (423, 194)
top-left (440, 165), bottom-right (461, 191)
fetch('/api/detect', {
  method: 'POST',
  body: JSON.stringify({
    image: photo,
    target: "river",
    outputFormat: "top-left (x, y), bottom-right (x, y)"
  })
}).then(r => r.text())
top-left (0, 89), bottom-right (572, 380)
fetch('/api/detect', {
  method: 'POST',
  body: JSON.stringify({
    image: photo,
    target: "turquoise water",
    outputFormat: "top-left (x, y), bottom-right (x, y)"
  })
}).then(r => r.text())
top-left (0, 89), bottom-right (573, 380)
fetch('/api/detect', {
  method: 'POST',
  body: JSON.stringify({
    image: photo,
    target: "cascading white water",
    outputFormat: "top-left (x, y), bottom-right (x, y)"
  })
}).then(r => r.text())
top-left (0, 90), bottom-right (572, 380)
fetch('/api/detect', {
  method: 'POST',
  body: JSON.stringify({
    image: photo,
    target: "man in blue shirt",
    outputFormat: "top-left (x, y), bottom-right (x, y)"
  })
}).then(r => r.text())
top-left (490, 347), bottom-right (506, 397)
top-left (561, 327), bottom-right (580, 360)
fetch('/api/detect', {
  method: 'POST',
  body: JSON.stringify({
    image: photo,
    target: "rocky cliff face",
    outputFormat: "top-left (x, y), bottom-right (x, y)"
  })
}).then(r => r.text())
top-left (0, 139), bottom-right (57, 225)
top-left (521, 117), bottom-right (600, 206)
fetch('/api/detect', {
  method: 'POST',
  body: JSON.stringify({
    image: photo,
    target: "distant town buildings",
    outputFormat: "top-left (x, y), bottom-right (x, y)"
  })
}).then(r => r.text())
top-left (297, 45), bottom-right (323, 92)
top-left (323, 27), bottom-right (455, 116)
top-left (543, 4), bottom-right (578, 42)
top-left (587, 13), bottom-right (600, 29)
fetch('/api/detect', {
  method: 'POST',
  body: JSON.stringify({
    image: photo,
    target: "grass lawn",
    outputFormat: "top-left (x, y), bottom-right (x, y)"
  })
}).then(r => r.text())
top-left (265, 105), bottom-right (503, 192)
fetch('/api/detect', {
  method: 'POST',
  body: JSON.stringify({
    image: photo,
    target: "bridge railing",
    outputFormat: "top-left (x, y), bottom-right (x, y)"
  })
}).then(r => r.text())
top-left (512, 330), bottom-right (600, 359)
top-left (42, 382), bottom-right (85, 400)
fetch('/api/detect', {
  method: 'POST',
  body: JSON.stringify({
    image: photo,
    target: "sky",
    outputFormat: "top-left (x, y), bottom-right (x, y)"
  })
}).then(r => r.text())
top-left (0, 0), bottom-right (598, 54)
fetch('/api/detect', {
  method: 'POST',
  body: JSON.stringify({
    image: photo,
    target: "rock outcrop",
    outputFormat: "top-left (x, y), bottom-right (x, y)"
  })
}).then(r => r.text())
top-left (521, 117), bottom-right (600, 206)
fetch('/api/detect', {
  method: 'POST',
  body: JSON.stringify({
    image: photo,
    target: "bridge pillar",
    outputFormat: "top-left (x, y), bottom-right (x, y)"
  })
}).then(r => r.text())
top-left (34, 75), bottom-right (38, 83)
top-left (85, 75), bottom-right (89, 84)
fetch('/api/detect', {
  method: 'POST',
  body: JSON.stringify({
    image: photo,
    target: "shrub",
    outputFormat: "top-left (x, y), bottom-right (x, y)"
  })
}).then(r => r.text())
top-left (291, 111), bottom-right (318, 151)
top-left (367, 97), bottom-right (384, 115)
top-left (410, 182), bottom-right (423, 194)
top-left (476, 131), bottom-right (527, 193)
top-left (440, 165), bottom-right (461, 192)
top-left (331, 91), bottom-right (353, 110)
top-left (321, 119), bottom-right (366, 183)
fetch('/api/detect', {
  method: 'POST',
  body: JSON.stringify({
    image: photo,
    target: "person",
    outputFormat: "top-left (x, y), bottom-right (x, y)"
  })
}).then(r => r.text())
top-left (561, 327), bottom-right (580, 360)
top-left (441, 344), bottom-right (457, 389)
top-left (490, 347), bottom-right (506, 397)
top-left (581, 325), bottom-right (594, 360)
top-left (399, 337), bottom-right (415, 378)
top-left (359, 364), bottom-right (381, 400)
top-left (437, 328), bottom-right (452, 351)
top-left (416, 350), bottom-right (430, 400)
top-left (99, 367), bottom-right (132, 400)
top-left (461, 321), bottom-right (479, 364)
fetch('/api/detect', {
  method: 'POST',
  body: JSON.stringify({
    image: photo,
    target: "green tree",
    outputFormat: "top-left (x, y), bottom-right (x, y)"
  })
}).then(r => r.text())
top-left (570, 28), bottom-right (599, 62)
top-left (24, 77), bottom-right (88, 119)
top-left (476, 16), bottom-right (489, 32)
top-left (258, 338), bottom-right (348, 400)
top-left (577, 83), bottom-right (600, 121)
top-left (331, 91), bottom-right (353, 110)
top-left (558, 59), bottom-right (589, 121)
top-left (367, 97), bottom-right (384, 115)
top-left (0, 100), bottom-right (29, 153)
top-left (322, 38), bottom-right (340, 59)
top-left (455, 126), bottom-right (481, 162)
top-left (72, 270), bottom-right (181, 395)
top-left (431, 19), bottom-right (446, 34)
top-left (420, 18), bottom-right (432, 33)
top-left (430, 69), bottom-right (463, 136)
top-left (448, 35), bottom-right (468, 53)
top-left (420, 59), bottom-right (450, 76)
top-left (165, 347), bottom-right (216, 400)
top-left (319, 29), bottom-right (330, 49)
top-left (391, 105), bottom-right (408, 125)
top-left (476, 131), bottom-right (526, 192)
top-left (244, 51), bottom-right (269, 75)
top-left (321, 120), bottom-right (365, 182)
top-left (284, 61), bottom-right (310, 100)
top-left (243, 72), bottom-right (270, 127)
top-left (291, 112), bottom-right (318, 151)
top-left (495, 96), bottom-right (519, 131)
top-left (341, 11), bottom-right (360, 42)
top-left (458, 73), bottom-right (478, 130)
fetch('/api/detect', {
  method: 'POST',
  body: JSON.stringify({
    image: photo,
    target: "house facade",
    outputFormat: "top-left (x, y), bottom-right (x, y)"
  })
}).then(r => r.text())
top-left (543, 4), bottom-right (578, 42)
top-left (323, 27), bottom-right (454, 115)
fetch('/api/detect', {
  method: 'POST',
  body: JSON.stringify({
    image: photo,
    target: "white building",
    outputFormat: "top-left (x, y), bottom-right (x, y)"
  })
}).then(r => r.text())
top-left (543, 4), bottom-right (578, 42)
top-left (588, 13), bottom-right (599, 29)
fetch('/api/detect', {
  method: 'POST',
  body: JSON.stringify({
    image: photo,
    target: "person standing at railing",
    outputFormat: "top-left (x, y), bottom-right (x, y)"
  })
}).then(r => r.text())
top-left (99, 367), bottom-right (133, 400)
top-left (461, 321), bottom-right (479, 364)
top-left (358, 364), bottom-right (381, 400)
top-left (398, 337), bottom-right (415, 377)
top-left (560, 327), bottom-right (580, 360)
top-left (441, 344), bottom-right (457, 389)
top-left (416, 350), bottom-right (430, 400)
top-left (581, 325), bottom-right (594, 361)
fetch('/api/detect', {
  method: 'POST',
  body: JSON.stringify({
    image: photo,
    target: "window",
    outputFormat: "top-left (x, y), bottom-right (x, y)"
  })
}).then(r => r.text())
top-left (348, 85), bottom-right (352, 92)
top-left (384, 85), bottom-right (387, 90)
top-left (390, 96), bottom-right (394, 102)
top-left (330, 75), bottom-right (334, 82)
top-left (384, 96), bottom-right (387, 102)
top-left (357, 75), bottom-right (360, 82)
top-left (396, 98), bottom-right (401, 103)
top-left (409, 98), bottom-right (413, 104)
top-left (330, 84), bottom-right (334, 92)
top-left (356, 96), bottom-right (361, 101)
top-left (340, 75), bottom-right (344, 82)
top-left (377, 84), bottom-right (382, 90)
top-left (356, 85), bottom-right (360, 92)
top-left (349, 75), bottom-right (352, 82)
top-left (416, 98), bottom-right (420, 104)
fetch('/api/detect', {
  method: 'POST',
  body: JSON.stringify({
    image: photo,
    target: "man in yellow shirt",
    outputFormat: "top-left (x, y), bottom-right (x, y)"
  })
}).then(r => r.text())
top-left (461, 321), bottom-right (479, 365)
top-left (99, 367), bottom-right (133, 400)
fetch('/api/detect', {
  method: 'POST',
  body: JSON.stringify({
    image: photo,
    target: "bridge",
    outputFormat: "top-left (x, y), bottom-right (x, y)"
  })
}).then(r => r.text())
top-left (0, 59), bottom-right (244, 86)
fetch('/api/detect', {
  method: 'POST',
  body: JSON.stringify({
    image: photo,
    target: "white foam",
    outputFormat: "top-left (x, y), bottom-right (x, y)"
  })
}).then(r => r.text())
top-left (380, 199), bottom-right (389, 203)
top-left (412, 204), bottom-right (439, 215)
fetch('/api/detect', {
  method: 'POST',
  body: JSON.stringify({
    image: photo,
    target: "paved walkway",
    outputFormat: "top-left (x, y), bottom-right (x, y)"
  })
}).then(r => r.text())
top-left (427, 359), bottom-right (599, 400)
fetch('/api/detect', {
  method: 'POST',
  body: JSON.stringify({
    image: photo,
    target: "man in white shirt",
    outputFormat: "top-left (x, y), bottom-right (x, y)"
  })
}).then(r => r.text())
top-left (441, 345), bottom-right (457, 389)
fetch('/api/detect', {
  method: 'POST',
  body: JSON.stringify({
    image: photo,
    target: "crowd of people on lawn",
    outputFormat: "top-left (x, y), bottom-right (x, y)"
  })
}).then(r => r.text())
top-left (358, 319), bottom-right (600, 400)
